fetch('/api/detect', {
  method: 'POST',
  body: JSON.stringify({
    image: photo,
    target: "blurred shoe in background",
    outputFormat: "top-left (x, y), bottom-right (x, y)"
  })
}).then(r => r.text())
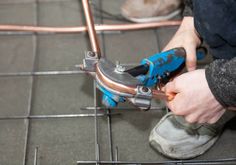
top-left (121, 0), bottom-right (183, 23)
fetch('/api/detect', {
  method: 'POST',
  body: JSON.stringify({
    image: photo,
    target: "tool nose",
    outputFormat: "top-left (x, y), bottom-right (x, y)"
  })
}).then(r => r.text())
top-left (102, 94), bottom-right (117, 108)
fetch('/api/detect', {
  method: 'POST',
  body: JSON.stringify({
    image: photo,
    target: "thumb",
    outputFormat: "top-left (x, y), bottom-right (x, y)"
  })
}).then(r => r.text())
top-left (184, 45), bottom-right (197, 71)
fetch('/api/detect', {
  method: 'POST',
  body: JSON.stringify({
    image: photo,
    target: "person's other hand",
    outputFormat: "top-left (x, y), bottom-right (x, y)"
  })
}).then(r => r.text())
top-left (164, 69), bottom-right (226, 124)
top-left (163, 17), bottom-right (202, 71)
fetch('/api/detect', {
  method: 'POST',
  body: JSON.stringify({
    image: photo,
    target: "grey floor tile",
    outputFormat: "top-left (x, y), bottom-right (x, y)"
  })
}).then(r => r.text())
top-left (0, 36), bottom-right (35, 73)
top-left (0, 120), bottom-right (26, 165)
top-left (36, 34), bottom-right (89, 71)
top-left (38, 0), bottom-right (84, 26)
top-left (103, 30), bottom-right (158, 64)
top-left (0, 0), bottom-right (35, 4)
top-left (26, 118), bottom-right (95, 165)
top-left (0, 77), bottom-right (31, 116)
top-left (0, 0), bottom-right (235, 164)
top-left (0, 3), bottom-right (36, 25)
top-left (26, 117), bottom-right (111, 165)
top-left (31, 75), bottom-right (94, 115)
top-left (111, 110), bottom-right (168, 161)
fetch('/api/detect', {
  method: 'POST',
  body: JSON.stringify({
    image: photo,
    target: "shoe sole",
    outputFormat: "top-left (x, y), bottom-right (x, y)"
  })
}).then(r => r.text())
top-left (149, 113), bottom-right (220, 159)
top-left (122, 9), bottom-right (182, 23)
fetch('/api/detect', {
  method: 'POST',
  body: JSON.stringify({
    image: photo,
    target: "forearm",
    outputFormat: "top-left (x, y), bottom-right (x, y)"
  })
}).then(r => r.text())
top-left (205, 57), bottom-right (236, 108)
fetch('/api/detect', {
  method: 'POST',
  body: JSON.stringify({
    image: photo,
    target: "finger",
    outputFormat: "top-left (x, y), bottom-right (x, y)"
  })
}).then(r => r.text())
top-left (185, 108), bottom-right (207, 124)
top-left (161, 86), bottom-right (165, 92)
top-left (185, 114), bottom-right (198, 124)
top-left (164, 80), bottom-right (180, 94)
top-left (166, 94), bottom-right (186, 116)
top-left (207, 110), bottom-right (225, 124)
top-left (198, 118), bottom-right (207, 124)
top-left (184, 45), bottom-right (197, 71)
top-left (185, 110), bottom-right (209, 124)
top-left (196, 113), bottom-right (212, 124)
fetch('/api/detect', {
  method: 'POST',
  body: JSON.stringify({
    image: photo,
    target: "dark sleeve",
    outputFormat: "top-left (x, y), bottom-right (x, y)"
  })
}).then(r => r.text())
top-left (205, 57), bottom-right (236, 108)
top-left (183, 0), bottom-right (193, 16)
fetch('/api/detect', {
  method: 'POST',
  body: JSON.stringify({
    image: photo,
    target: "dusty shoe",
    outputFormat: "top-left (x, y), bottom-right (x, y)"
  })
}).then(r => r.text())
top-left (121, 0), bottom-right (183, 23)
top-left (149, 112), bottom-right (235, 159)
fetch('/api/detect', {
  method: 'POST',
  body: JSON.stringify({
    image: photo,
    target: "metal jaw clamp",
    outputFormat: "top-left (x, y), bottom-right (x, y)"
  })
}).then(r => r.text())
top-left (82, 51), bottom-right (99, 72)
top-left (128, 86), bottom-right (153, 110)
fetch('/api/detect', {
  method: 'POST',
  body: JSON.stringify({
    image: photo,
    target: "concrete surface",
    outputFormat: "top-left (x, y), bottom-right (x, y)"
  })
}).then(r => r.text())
top-left (0, 0), bottom-right (235, 165)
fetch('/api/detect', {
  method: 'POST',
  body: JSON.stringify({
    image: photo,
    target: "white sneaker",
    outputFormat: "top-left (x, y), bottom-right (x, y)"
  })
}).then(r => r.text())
top-left (149, 112), bottom-right (234, 159)
top-left (121, 0), bottom-right (183, 23)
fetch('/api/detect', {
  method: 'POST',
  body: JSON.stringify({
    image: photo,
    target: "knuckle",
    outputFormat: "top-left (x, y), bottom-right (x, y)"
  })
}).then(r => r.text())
top-left (165, 82), bottom-right (172, 90)
top-left (186, 118), bottom-right (196, 124)
top-left (165, 81), bottom-right (177, 93)
top-left (185, 116), bottom-right (196, 123)
top-left (186, 54), bottom-right (196, 63)
top-left (208, 118), bottom-right (217, 124)
top-left (198, 119), bottom-right (206, 124)
top-left (171, 105), bottom-right (184, 116)
top-left (187, 59), bottom-right (196, 66)
top-left (173, 78), bottom-right (181, 89)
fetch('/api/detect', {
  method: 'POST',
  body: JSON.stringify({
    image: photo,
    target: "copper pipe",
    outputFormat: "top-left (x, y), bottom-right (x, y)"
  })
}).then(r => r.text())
top-left (96, 64), bottom-right (136, 95)
top-left (96, 64), bottom-right (170, 100)
top-left (0, 25), bottom-right (87, 33)
top-left (0, 20), bottom-right (181, 33)
top-left (82, 0), bottom-right (101, 55)
top-left (152, 89), bottom-right (174, 101)
top-left (98, 20), bottom-right (181, 31)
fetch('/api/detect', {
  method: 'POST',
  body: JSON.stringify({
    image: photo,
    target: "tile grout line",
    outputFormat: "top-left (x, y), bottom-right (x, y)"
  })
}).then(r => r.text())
top-left (22, 0), bottom-right (39, 164)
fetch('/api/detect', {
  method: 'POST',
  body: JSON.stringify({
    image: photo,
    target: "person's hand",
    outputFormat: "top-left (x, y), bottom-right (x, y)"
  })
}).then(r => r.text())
top-left (164, 69), bottom-right (226, 124)
top-left (163, 17), bottom-right (202, 71)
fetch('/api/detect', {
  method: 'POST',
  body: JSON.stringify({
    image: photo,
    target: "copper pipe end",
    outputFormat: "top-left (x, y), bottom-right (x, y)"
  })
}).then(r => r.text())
top-left (82, 0), bottom-right (101, 55)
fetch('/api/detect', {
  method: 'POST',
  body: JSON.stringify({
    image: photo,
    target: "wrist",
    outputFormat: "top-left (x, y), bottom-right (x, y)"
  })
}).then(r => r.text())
top-left (179, 17), bottom-right (202, 46)
top-left (181, 17), bottom-right (194, 30)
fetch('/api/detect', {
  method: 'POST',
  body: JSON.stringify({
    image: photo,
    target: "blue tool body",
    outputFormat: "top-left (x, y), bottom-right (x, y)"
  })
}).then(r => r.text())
top-left (138, 48), bottom-right (185, 87)
top-left (97, 84), bottom-right (125, 107)
top-left (98, 47), bottom-right (206, 108)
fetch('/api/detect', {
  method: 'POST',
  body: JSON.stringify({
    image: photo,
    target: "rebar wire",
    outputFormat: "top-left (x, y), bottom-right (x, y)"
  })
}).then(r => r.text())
top-left (77, 157), bottom-right (236, 164)
top-left (0, 113), bottom-right (120, 120)
top-left (98, 0), bottom-right (114, 161)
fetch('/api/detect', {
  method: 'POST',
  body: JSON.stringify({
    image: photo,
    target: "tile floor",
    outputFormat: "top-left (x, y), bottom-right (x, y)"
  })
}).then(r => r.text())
top-left (0, 0), bottom-right (235, 165)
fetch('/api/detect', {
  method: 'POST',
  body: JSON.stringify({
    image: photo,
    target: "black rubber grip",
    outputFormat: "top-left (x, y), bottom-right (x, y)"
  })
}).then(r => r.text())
top-left (125, 64), bottom-right (149, 77)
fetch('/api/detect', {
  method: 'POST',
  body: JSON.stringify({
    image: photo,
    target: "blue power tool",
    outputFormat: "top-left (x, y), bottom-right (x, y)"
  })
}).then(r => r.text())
top-left (96, 47), bottom-right (206, 109)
